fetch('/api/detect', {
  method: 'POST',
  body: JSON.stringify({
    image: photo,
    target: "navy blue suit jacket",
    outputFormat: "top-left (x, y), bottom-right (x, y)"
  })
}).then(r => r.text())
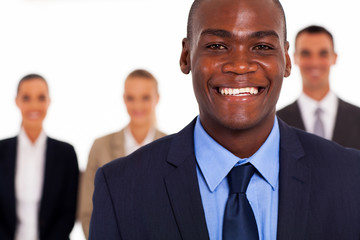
top-left (90, 118), bottom-right (360, 240)
top-left (0, 136), bottom-right (79, 240)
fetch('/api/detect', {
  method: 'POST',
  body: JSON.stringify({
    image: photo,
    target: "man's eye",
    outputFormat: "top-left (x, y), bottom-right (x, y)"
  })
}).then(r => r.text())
top-left (254, 45), bottom-right (273, 50)
top-left (22, 95), bottom-right (30, 102)
top-left (300, 50), bottom-right (310, 57)
top-left (207, 44), bottom-right (226, 50)
top-left (39, 95), bottom-right (46, 101)
top-left (142, 95), bottom-right (150, 101)
top-left (319, 50), bottom-right (329, 58)
top-left (126, 96), bottom-right (134, 102)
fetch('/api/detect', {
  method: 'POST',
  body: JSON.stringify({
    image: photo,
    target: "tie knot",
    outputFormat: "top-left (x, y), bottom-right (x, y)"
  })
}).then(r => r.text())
top-left (314, 107), bottom-right (323, 116)
top-left (228, 163), bottom-right (256, 194)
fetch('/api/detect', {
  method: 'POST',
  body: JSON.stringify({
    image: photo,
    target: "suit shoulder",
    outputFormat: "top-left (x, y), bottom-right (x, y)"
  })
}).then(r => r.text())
top-left (155, 129), bottom-right (167, 139)
top-left (293, 127), bottom-right (360, 160)
top-left (47, 138), bottom-right (78, 164)
top-left (101, 133), bottom-right (176, 176)
top-left (339, 99), bottom-right (360, 115)
top-left (47, 137), bottom-right (75, 150)
top-left (0, 136), bottom-right (16, 146)
top-left (277, 101), bottom-right (298, 116)
top-left (0, 137), bottom-right (17, 155)
top-left (92, 130), bottom-right (123, 146)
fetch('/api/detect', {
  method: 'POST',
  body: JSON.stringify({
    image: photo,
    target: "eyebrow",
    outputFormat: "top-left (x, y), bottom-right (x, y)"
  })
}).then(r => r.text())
top-left (250, 30), bottom-right (280, 40)
top-left (200, 29), bottom-right (233, 38)
top-left (200, 29), bottom-right (280, 40)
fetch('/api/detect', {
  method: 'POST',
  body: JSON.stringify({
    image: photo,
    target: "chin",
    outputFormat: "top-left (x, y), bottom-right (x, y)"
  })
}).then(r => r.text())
top-left (23, 121), bottom-right (43, 129)
top-left (132, 117), bottom-right (150, 125)
top-left (221, 119), bottom-right (256, 131)
top-left (211, 112), bottom-right (254, 131)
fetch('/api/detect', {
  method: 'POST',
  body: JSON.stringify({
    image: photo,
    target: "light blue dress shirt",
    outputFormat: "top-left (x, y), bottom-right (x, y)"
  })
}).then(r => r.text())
top-left (194, 116), bottom-right (280, 240)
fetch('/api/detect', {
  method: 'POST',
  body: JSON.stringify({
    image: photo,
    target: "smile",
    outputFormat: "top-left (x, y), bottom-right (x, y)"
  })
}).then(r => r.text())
top-left (27, 111), bottom-right (42, 119)
top-left (218, 87), bottom-right (260, 96)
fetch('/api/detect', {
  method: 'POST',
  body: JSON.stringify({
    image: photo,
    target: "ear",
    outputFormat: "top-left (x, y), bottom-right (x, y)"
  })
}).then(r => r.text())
top-left (180, 38), bottom-right (191, 74)
top-left (332, 52), bottom-right (338, 65)
top-left (47, 97), bottom-right (51, 107)
top-left (155, 93), bottom-right (160, 105)
top-left (284, 41), bottom-right (292, 77)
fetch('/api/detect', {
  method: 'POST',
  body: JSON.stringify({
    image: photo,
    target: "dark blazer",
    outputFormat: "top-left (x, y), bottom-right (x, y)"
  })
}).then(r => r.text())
top-left (277, 98), bottom-right (360, 149)
top-left (0, 136), bottom-right (79, 240)
top-left (89, 118), bottom-right (360, 240)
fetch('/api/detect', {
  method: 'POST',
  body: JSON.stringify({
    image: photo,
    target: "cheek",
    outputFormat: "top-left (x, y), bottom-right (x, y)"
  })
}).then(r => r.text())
top-left (261, 60), bottom-right (284, 100)
top-left (18, 103), bottom-right (29, 115)
top-left (296, 59), bottom-right (310, 68)
top-left (125, 101), bottom-right (134, 111)
top-left (322, 60), bottom-right (333, 69)
top-left (191, 59), bottom-right (214, 101)
top-left (41, 103), bottom-right (50, 113)
top-left (145, 100), bottom-right (157, 112)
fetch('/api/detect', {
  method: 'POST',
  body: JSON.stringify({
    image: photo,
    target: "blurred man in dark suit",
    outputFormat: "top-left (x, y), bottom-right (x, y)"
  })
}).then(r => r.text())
top-left (277, 25), bottom-right (360, 149)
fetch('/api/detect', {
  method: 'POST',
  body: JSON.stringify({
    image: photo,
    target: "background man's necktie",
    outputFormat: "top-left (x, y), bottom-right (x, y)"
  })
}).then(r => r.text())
top-left (314, 107), bottom-right (325, 138)
top-left (223, 163), bottom-right (259, 240)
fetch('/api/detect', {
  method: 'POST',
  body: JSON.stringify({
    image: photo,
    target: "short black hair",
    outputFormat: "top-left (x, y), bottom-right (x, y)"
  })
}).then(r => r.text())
top-left (17, 74), bottom-right (48, 94)
top-left (295, 25), bottom-right (334, 50)
top-left (186, 0), bottom-right (287, 42)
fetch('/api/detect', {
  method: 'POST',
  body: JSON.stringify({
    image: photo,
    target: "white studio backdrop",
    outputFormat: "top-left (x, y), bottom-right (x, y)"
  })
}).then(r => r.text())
top-left (0, 0), bottom-right (359, 239)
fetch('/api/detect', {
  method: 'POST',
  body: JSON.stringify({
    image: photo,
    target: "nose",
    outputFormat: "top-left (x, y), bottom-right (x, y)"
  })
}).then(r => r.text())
top-left (222, 49), bottom-right (258, 74)
top-left (308, 55), bottom-right (322, 67)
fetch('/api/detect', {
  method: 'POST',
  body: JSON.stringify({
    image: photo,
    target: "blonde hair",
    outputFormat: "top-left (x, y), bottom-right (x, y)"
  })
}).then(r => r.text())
top-left (125, 69), bottom-right (158, 94)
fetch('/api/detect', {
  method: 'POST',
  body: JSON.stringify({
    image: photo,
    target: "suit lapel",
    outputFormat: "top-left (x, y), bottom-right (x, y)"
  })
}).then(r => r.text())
top-left (277, 120), bottom-right (311, 240)
top-left (164, 119), bottom-right (209, 240)
top-left (39, 137), bottom-right (57, 228)
top-left (293, 101), bottom-right (305, 130)
top-left (332, 98), bottom-right (346, 142)
top-left (279, 101), bottom-right (306, 131)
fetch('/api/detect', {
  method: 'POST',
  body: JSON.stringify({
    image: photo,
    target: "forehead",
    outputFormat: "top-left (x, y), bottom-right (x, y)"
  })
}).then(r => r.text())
top-left (296, 33), bottom-right (333, 51)
top-left (125, 77), bottom-right (156, 92)
top-left (191, 0), bottom-right (284, 42)
top-left (19, 78), bottom-right (48, 93)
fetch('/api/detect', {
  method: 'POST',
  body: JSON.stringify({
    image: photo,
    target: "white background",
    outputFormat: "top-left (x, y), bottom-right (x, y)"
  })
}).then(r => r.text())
top-left (0, 0), bottom-right (359, 239)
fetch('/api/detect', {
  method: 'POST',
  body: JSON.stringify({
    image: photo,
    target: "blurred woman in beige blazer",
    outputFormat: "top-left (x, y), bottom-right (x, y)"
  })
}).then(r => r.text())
top-left (79, 69), bottom-right (166, 238)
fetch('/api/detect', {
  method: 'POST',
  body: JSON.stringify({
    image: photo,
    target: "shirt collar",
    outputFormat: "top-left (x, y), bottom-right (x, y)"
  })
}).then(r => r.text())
top-left (298, 91), bottom-right (338, 116)
top-left (124, 125), bottom-right (156, 147)
top-left (19, 127), bottom-right (47, 148)
top-left (194, 116), bottom-right (280, 192)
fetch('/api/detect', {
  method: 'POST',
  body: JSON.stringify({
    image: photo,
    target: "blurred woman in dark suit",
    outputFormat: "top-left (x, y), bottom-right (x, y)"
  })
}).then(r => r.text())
top-left (0, 74), bottom-right (79, 240)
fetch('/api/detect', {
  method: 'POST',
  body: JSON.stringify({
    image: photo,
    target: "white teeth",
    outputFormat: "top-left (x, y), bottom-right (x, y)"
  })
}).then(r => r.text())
top-left (219, 87), bottom-right (260, 96)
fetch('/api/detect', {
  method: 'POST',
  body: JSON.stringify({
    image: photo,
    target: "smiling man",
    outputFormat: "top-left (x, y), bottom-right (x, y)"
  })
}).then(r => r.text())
top-left (277, 25), bottom-right (360, 149)
top-left (89, 1), bottom-right (360, 240)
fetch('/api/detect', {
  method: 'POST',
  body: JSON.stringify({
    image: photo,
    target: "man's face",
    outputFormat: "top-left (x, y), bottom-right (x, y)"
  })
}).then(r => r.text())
top-left (294, 33), bottom-right (337, 91)
top-left (180, 0), bottom-right (291, 134)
